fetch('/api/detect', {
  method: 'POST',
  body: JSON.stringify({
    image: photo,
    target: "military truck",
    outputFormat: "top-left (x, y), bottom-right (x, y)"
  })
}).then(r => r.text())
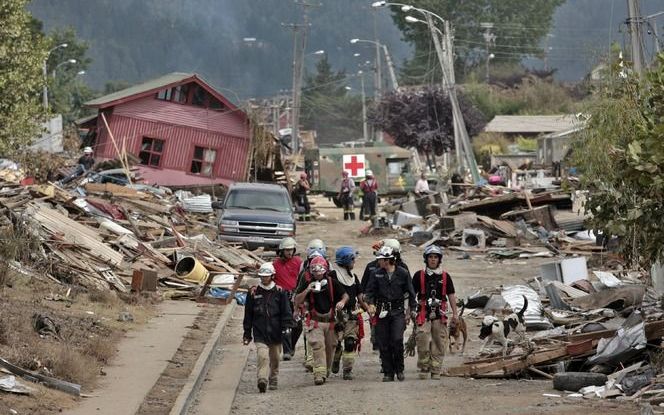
top-left (304, 143), bottom-right (433, 206)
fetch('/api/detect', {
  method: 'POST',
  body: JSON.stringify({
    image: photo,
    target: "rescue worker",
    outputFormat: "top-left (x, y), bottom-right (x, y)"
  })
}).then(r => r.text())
top-left (359, 169), bottom-right (378, 220)
top-left (412, 245), bottom-right (458, 380)
top-left (360, 239), bottom-right (409, 352)
top-left (243, 263), bottom-right (293, 393)
top-left (273, 237), bottom-right (303, 360)
top-left (329, 246), bottom-right (367, 380)
top-left (338, 171), bottom-right (356, 220)
top-left (59, 147), bottom-right (95, 185)
top-left (365, 246), bottom-right (417, 382)
top-left (294, 256), bottom-right (349, 385)
top-left (294, 172), bottom-right (311, 221)
top-left (295, 239), bottom-right (329, 372)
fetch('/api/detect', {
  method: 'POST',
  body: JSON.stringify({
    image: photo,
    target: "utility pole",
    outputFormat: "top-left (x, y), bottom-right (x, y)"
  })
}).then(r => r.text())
top-left (382, 44), bottom-right (399, 90)
top-left (373, 9), bottom-right (383, 141)
top-left (481, 22), bottom-right (495, 84)
top-left (627, 0), bottom-right (644, 75)
top-left (359, 71), bottom-right (368, 141)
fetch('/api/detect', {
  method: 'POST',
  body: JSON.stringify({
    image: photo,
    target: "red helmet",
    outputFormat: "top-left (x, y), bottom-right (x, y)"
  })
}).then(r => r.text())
top-left (309, 256), bottom-right (328, 274)
top-left (342, 171), bottom-right (349, 177)
top-left (300, 172), bottom-right (308, 179)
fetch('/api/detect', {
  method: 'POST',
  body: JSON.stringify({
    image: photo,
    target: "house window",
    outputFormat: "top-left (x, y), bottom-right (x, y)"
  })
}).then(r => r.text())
top-left (191, 85), bottom-right (207, 107)
top-left (172, 85), bottom-right (189, 103)
top-left (190, 146), bottom-right (217, 176)
top-left (139, 137), bottom-right (164, 167)
top-left (156, 88), bottom-right (172, 100)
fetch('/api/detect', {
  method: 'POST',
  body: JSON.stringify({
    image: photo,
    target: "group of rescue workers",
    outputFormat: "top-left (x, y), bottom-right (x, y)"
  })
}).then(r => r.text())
top-left (293, 170), bottom-right (380, 222)
top-left (243, 236), bottom-right (458, 392)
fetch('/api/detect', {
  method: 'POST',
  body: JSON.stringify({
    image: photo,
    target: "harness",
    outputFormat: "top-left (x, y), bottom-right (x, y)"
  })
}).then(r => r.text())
top-left (305, 275), bottom-right (335, 329)
top-left (416, 270), bottom-right (448, 326)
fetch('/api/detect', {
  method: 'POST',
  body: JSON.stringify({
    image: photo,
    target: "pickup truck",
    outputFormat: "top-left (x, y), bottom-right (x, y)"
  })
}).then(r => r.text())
top-left (213, 182), bottom-right (296, 250)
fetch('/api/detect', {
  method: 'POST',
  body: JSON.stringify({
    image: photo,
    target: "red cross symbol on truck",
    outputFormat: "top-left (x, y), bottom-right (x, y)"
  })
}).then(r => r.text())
top-left (344, 155), bottom-right (365, 176)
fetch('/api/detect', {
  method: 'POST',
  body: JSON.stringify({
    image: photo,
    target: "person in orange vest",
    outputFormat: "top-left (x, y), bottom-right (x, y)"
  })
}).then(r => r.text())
top-left (243, 263), bottom-right (293, 392)
top-left (294, 256), bottom-right (349, 385)
top-left (360, 169), bottom-right (378, 220)
top-left (412, 245), bottom-right (459, 380)
top-left (273, 237), bottom-right (303, 360)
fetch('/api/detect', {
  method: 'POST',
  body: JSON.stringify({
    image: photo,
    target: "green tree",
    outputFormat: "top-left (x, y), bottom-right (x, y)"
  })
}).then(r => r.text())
top-left (300, 56), bottom-right (363, 144)
top-left (0, 0), bottom-right (47, 155)
top-left (387, 0), bottom-right (564, 84)
top-left (573, 53), bottom-right (664, 268)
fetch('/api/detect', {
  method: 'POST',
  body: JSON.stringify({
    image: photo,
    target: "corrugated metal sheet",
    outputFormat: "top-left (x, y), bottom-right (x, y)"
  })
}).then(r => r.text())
top-left (112, 96), bottom-right (247, 137)
top-left (96, 113), bottom-right (249, 182)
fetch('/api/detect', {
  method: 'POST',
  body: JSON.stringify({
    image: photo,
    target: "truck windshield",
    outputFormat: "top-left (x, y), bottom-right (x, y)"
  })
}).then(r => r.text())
top-left (225, 189), bottom-right (291, 213)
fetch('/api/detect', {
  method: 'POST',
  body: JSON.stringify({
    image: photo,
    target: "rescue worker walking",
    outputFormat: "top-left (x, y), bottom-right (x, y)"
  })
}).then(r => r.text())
top-left (361, 239), bottom-right (409, 352)
top-left (273, 237), bottom-right (303, 360)
top-left (243, 263), bottom-right (293, 393)
top-left (413, 245), bottom-right (459, 380)
top-left (294, 256), bottom-right (349, 385)
top-left (294, 172), bottom-right (311, 221)
top-left (338, 171), bottom-right (356, 220)
top-left (365, 246), bottom-right (417, 382)
top-left (330, 246), bottom-right (367, 380)
top-left (360, 170), bottom-right (378, 220)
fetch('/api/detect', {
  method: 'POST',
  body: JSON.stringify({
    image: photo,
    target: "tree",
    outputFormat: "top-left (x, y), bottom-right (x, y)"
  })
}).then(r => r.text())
top-left (300, 56), bottom-right (363, 144)
top-left (369, 86), bottom-right (486, 157)
top-left (387, 0), bottom-right (564, 84)
top-left (573, 54), bottom-right (664, 268)
top-left (0, 0), bottom-right (47, 155)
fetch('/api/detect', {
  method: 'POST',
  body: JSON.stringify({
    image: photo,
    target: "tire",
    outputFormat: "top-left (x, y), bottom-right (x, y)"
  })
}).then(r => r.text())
top-left (552, 372), bottom-right (608, 392)
top-left (331, 195), bottom-right (343, 208)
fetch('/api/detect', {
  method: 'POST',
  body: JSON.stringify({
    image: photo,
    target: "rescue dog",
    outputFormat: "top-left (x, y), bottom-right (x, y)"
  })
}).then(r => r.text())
top-left (478, 296), bottom-right (528, 356)
top-left (448, 303), bottom-right (467, 355)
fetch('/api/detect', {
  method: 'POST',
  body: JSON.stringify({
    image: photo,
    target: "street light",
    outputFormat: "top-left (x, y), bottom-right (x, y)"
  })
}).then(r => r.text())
top-left (52, 59), bottom-right (77, 77)
top-left (43, 43), bottom-right (68, 110)
top-left (309, 49), bottom-right (325, 55)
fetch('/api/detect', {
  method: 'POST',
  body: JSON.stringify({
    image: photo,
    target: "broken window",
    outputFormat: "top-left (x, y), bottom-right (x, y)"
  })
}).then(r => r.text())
top-left (190, 146), bottom-right (217, 176)
top-left (139, 137), bottom-right (164, 167)
top-left (156, 88), bottom-right (172, 101)
top-left (191, 85), bottom-right (207, 107)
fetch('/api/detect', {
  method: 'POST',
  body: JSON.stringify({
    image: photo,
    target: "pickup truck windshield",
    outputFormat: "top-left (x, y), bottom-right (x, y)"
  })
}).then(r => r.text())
top-left (225, 189), bottom-right (291, 213)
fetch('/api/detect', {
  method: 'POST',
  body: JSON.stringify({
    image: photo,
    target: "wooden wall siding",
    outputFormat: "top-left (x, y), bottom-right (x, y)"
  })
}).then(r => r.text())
top-left (97, 114), bottom-right (249, 181)
top-left (112, 96), bottom-right (248, 137)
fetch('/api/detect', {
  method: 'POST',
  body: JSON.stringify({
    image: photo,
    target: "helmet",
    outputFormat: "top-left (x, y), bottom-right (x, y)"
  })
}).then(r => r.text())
top-left (335, 246), bottom-right (356, 266)
top-left (309, 256), bottom-right (328, 274)
top-left (366, 169), bottom-right (373, 177)
top-left (300, 172), bottom-right (307, 179)
top-left (342, 171), bottom-right (349, 177)
top-left (423, 245), bottom-right (443, 262)
top-left (375, 246), bottom-right (395, 259)
top-left (257, 262), bottom-right (276, 277)
top-left (83, 146), bottom-right (93, 154)
top-left (306, 239), bottom-right (327, 258)
top-left (382, 239), bottom-right (401, 253)
top-left (279, 237), bottom-right (297, 251)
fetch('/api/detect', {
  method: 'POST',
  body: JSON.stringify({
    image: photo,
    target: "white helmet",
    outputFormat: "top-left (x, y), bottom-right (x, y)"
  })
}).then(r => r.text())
top-left (366, 169), bottom-right (374, 177)
top-left (375, 246), bottom-right (395, 259)
top-left (306, 239), bottom-right (327, 258)
top-left (382, 238), bottom-right (401, 253)
top-left (83, 146), bottom-right (93, 154)
top-left (279, 237), bottom-right (297, 251)
top-left (257, 263), bottom-right (276, 277)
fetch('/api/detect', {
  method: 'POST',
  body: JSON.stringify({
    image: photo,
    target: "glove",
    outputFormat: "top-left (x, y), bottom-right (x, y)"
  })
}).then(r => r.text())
top-left (367, 304), bottom-right (376, 316)
top-left (282, 328), bottom-right (292, 335)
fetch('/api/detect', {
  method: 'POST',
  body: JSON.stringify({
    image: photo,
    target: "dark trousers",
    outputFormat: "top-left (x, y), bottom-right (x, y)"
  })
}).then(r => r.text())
top-left (375, 312), bottom-right (406, 376)
top-left (282, 319), bottom-right (303, 356)
top-left (296, 194), bottom-right (311, 220)
top-left (361, 192), bottom-right (377, 219)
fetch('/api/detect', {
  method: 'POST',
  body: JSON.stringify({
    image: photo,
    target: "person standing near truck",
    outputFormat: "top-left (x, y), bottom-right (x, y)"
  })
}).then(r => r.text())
top-left (360, 170), bottom-right (378, 220)
top-left (294, 173), bottom-right (311, 221)
top-left (338, 171), bottom-right (356, 220)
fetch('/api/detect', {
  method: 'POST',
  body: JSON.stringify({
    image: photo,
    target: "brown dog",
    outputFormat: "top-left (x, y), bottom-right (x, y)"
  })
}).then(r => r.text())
top-left (448, 304), bottom-right (467, 355)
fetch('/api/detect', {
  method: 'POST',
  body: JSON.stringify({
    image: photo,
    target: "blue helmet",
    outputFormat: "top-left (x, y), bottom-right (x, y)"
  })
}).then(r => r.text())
top-left (306, 239), bottom-right (327, 258)
top-left (335, 246), bottom-right (356, 266)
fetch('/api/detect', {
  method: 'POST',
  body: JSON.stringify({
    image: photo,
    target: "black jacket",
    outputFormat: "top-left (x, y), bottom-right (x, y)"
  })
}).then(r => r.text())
top-left (365, 266), bottom-right (417, 314)
top-left (360, 259), bottom-right (409, 292)
top-left (243, 285), bottom-right (293, 345)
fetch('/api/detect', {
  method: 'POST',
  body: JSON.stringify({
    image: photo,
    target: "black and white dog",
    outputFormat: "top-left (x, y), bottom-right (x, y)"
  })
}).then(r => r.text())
top-left (478, 295), bottom-right (528, 356)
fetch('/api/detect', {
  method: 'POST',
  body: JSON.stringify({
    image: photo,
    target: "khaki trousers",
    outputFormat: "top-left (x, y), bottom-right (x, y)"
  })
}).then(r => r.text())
top-left (256, 343), bottom-right (281, 382)
top-left (306, 321), bottom-right (336, 380)
top-left (415, 319), bottom-right (448, 374)
top-left (334, 320), bottom-right (359, 371)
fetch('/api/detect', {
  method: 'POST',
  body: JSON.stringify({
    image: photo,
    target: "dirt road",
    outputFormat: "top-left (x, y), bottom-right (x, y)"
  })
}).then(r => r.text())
top-left (190, 201), bottom-right (636, 415)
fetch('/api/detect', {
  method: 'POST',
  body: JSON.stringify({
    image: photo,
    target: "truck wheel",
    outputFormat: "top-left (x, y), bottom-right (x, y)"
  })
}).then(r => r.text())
top-left (331, 195), bottom-right (343, 208)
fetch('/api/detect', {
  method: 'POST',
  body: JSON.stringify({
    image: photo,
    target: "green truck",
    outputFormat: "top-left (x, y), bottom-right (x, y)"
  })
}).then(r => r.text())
top-left (304, 144), bottom-right (433, 205)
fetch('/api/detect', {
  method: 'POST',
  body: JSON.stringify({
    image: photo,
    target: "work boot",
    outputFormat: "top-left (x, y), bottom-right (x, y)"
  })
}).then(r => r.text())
top-left (419, 370), bottom-right (429, 380)
top-left (382, 374), bottom-right (394, 382)
top-left (331, 359), bottom-right (340, 374)
top-left (304, 362), bottom-right (313, 373)
top-left (258, 379), bottom-right (267, 393)
top-left (314, 376), bottom-right (326, 386)
top-left (397, 372), bottom-right (405, 381)
top-left (283, 353), bottom-right (291, 361)
top-left (350, 212), bottom-right (355, 220)
top-left (343, 212), bottom-right (349, 220)
top-left (268, 377), bottom-right (278, 390)
top-left (343, 369), bottom-right (353, 380)
top-left (430, 372), bottom-right (440, 380)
